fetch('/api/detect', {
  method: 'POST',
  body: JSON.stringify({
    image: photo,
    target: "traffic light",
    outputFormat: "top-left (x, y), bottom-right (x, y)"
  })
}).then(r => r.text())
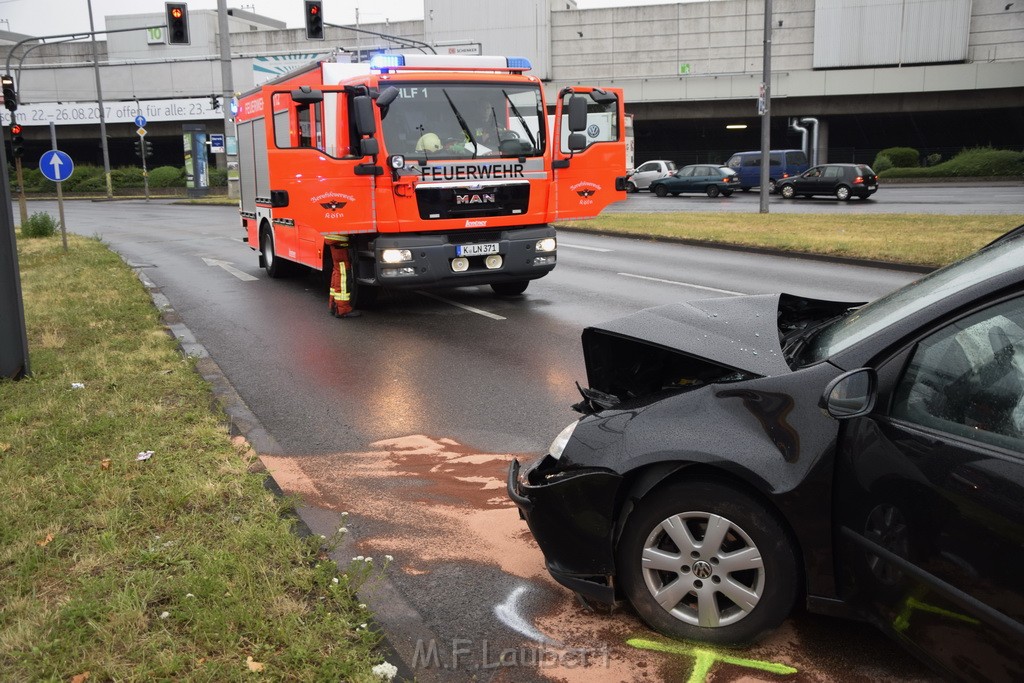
top-left (165, 2), bottom-right (190, 45)
top-left (134, 138), bottom-right (153, 159)
top-left (10, 123), bottom-right (23, 159)
top-left (2, 74), bottom-right (16, 112)
top-left (304, 1), bottom-right (324, 41)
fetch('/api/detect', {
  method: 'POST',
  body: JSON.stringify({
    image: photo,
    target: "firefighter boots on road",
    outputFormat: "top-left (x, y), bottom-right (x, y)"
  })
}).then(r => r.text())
top-left (326, 237), bottom-right (360, 318)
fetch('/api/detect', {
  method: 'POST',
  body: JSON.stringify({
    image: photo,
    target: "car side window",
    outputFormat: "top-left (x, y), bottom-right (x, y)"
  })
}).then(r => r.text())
top-left (805, 167), bottom-right (822, 178)
top-left (637, 163), bottom-right (655, 173)
top-left (823, 166), bottom-right (841, 178)
top-left (727, 156), bottom-right (740, 169)
top-left (891, 297), bottom-right (1024, 451)
top-left (678, 166), bottom-right (695, 177)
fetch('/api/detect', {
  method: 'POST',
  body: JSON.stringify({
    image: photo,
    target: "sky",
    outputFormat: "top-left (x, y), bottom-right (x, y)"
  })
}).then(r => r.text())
top-left (0, 0), bottom-right (702, 38)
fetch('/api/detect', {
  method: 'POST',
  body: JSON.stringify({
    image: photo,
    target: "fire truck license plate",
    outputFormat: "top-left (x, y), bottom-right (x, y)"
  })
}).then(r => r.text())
top-left (456, 243), bottom-right (499, 257)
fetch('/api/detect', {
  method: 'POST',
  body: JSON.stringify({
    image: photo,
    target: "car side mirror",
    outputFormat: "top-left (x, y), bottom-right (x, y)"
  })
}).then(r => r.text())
top-left (821, 368), bottom-right (876, 419)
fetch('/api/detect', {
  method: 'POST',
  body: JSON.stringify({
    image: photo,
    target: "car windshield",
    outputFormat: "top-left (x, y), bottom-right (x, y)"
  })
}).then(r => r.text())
top-left (801, 234), bottom-right (1024, 364)
top-left (379, 81), bottom-right (545, 161)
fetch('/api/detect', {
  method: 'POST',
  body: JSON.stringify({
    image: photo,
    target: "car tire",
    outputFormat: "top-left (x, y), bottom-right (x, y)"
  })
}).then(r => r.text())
top-left (768, 179), bottom-right (778, 194)
top-left (706, 186), bottom-right (720, 198)
top-left (780, 185), bottom-right (796, 199)
top-left (654, 185), bottom-right (669, 198)
top-left (491, 280), bottom-right (529, 296)
top-left (617, 480), bottom-right (799, 645)
top-left (836, 185), bottom-right (852, 201)
top-left (740, 186), bottom-right (751, 192)
top-left (626, 181), bottom-right (637, 193)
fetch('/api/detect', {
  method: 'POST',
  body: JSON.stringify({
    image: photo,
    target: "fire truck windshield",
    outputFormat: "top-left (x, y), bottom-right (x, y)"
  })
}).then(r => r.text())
top-left (380, 82), bottom-right (545, 161)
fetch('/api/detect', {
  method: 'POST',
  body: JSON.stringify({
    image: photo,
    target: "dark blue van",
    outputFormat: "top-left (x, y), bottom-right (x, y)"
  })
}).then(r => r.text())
top-left (725, 149), bottom-right (810, 193)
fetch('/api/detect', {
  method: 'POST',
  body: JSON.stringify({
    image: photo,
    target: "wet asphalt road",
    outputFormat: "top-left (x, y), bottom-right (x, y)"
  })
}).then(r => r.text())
top-left (31, 196), bottom-right (985, 681)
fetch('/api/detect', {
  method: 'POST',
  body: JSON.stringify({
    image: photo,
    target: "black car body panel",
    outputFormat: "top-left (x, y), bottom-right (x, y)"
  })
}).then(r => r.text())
top-left (509, 227), bottom-right (1024, 680)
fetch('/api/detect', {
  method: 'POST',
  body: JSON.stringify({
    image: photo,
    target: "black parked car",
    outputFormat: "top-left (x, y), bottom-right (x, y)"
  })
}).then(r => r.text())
top-left (509, 227), bottom-right (1024, 681)
top-left (777, 163), bottom-right (878, 200)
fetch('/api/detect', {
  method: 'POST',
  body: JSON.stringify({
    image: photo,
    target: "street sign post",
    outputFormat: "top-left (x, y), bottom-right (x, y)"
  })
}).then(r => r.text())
top-left (41, 137), bottom-right (72, 251)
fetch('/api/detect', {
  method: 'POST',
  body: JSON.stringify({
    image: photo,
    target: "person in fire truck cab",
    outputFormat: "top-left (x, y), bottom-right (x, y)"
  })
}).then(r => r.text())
top-left (325, 235), bottom-right (359, 318)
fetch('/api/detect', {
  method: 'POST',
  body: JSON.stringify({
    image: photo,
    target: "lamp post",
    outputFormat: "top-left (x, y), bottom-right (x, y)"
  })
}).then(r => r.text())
top-left (759, 0), bottom-right (773, 214)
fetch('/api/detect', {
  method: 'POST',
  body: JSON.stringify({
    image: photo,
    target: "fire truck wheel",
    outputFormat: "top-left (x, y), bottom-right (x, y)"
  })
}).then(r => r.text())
top-left (491, 281), bottom-right (529, 296)
top-left (260, 227), bottom-right (291, 278)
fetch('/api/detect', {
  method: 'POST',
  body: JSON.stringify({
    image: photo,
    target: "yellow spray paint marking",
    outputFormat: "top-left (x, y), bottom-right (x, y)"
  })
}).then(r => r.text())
top-left (893, 595), bottom-right (980, 633)
top-left (627, 637), bottom-right (798, 683)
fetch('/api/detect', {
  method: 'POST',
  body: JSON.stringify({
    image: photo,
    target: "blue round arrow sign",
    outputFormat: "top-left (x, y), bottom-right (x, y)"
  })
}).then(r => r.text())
top-left (39, 150), bottom-right (74, 183)
top-left (134, 114), bottom-right (147, 127)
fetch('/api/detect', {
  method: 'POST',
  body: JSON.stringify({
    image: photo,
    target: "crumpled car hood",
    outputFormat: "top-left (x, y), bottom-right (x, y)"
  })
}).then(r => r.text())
top-left (583, 293), bottom-right (794, 384)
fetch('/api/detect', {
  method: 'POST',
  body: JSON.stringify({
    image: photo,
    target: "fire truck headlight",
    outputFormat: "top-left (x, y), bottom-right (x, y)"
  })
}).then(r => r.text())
top-left (451, 257), bottom-right (469, 272)
top-left (484, 254), bottom-right (503, 270)
top-left (535, 238), bottom-right (557, 253)
top-left (388, 154), bottom-right (406, 170)
top-left (381, 248), bottom-right (413, 264)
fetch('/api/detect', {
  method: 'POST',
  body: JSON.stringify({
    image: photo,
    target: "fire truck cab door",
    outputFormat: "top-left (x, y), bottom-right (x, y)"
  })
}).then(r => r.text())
top-left (266, 89), bottom-right (378, 268)
top-left (551, 87), bottom-right (626, 221)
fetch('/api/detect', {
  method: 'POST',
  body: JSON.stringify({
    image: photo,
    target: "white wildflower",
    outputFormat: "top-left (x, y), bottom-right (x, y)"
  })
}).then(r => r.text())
top-left (159, 611), bottom-right (170, 620)
top-left (385, 555), bottom-right (393, 562)
top-left (332, 577), bottom-right (339, 584)
top-left (371, 662), bottom-right (398, 681)
top-left (338, 527), bottom-right (348, 534)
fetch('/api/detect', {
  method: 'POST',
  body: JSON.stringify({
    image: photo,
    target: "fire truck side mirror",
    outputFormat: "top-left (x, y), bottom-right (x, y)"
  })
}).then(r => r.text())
top-left (291, 86), bottom-right (324, 104)
top-left (353, 95), bottom-right (377, 136)
top-left (360, 138), bottom-right (379, 157)
top-left (589, 88), bottom-right (617, 105)
top-left (567, 133), bottom-right (587, 152)
top-left (376, 87), bottom-right (400, 108)
top-left (567, 95), bottom-right (587, 133)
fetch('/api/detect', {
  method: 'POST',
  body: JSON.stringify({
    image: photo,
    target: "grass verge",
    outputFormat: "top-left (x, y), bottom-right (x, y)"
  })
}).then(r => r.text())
top-left (558, 212), bottom-right (1024, 267)
top-left (0, 235), bottom-right (385, 681)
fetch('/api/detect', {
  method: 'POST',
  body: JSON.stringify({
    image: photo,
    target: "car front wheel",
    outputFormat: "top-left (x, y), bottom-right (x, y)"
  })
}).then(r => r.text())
top-left (626, 181), bottom-right (637, 193)
top-left (617, 480), bottom-right (799, 645)
top-left (654, 185), bottom-right (669, 198)
top-left (768, 179), bottom-right (778, 193)
top-left (780, 185), bottom-right (796, 199)
top-left (836, 185), bottom-right (852, 201)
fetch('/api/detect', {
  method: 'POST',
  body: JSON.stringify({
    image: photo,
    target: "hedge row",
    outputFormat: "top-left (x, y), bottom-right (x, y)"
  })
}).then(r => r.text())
top-left (876, 148), bottom-right (1024, 179)
top-left (10, 165), bottom-right (228, 192)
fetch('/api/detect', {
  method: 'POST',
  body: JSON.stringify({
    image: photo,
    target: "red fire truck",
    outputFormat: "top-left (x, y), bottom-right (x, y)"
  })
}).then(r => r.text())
top-left (235, 53), bottom-right (627, 308)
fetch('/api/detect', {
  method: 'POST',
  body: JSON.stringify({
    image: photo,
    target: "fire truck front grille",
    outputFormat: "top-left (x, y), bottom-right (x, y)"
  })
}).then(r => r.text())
top-left (416, 183), bottom-right (530, 220)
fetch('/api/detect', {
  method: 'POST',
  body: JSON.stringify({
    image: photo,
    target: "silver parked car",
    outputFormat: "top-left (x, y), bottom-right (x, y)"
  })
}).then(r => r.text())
top-left (626, 160), bottom-right (677, 192)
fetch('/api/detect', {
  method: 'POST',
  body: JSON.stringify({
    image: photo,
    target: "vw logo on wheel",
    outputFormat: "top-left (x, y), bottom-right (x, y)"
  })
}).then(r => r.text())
top-left (692, 560), bottom-right (714, 579)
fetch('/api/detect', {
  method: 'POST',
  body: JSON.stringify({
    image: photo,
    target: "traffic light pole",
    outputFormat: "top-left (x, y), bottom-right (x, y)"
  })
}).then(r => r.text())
top-left (0, 124), bottom-right (29, 380)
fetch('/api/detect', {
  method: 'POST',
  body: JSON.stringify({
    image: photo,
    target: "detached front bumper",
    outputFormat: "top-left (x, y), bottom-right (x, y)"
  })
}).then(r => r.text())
top-left (507, 457), bottom-right (622, 605)
top-left (365, 225), bottom-right (557, 289)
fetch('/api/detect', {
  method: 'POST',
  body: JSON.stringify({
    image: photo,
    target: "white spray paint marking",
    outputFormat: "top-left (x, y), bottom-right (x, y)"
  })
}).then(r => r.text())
top-left (494, 585), bottom-right (562, 647)
top-left (202, 257), bottom-right (258, 281)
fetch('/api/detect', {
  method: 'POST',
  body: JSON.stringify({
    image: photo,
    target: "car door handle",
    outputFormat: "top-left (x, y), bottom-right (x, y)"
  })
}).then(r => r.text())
top-left (950, 470), bottom-right (982, 492)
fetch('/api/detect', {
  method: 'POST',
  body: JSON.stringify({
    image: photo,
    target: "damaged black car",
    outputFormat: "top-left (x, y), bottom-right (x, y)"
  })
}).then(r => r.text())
top-left (509, 227), bottom-right (1024, 681)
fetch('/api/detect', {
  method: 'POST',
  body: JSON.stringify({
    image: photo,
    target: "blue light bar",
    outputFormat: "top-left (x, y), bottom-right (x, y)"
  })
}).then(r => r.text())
top-left (506, 57), bottom-right (532, 71)
top-left (369, 54), bottom-right (405, 70)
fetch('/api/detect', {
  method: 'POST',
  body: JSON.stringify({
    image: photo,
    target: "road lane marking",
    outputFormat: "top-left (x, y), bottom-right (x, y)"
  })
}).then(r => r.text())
top-left (618, 272), bottom-right (743, 296)
top-left (558, 242), bottom-right (613, 252)
top-left (202, 257), bottom-right (258, 281)
top-left (418, 291), bottom-right (507, 320)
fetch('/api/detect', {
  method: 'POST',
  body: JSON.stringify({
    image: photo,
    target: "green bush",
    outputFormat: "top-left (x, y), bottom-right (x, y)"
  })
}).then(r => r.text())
top-left (20, 211), bottom-right (58, 238)
top-left (925, 153), bottom-right (942, 167)
top-left (75, 175), bottom-right (108, 192)
top-left (878, 147), bottom-right (1024, 179)
top-left (62, 164), bottom-right (104, 192)
top-left (872, 154), bottom-right (893, 173)
top-left (875, 147), bottom-right (919, 168)
top-left (111, 167), bottom-right (145, 188)
top-left (208, 167), bottom-right (227, 187)
top-left (148, 165), bottom-right (185, 188)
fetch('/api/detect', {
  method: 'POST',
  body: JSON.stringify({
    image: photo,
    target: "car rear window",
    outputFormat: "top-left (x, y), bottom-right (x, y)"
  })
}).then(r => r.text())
top-left (857, 165), bottom-right (875, 176)
top-left (786, 151), bottom-right (808, 165)
top-left (666, 162), bottom-right (677, 171)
